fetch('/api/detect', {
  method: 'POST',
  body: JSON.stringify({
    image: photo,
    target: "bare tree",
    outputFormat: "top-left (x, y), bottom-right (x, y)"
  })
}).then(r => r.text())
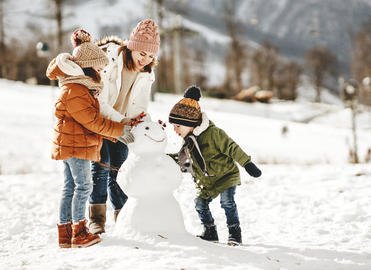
top-left (17, 42), bottom-right (49, 84)
top-left (191, 46), bottom-right (207, 90)
top-left (54, 0), bottom-right (63, 52)
top-left (352, 19), bottom-right (371, 105)
top-left (250, 41), bottom-right (278, 91)
top-left (4, 38), bottom-right (21, 80)
top-left (0, 0), bottom-right (30, 80)
top-left (39, 0), bottom-right (73, 53)
top-left (273, 60), bottom-right (302, 100)
top-left (0, 0), bottom-right (7, 78)
top-left (149, 0), bottom-right (199, 94)
top-left (223, 0), bottom-right (248, 96)
top-left (305, 46), bottom-right (337, 103)
top-left (149, 0), bottom-right (182, 94)
top-left (149, 0), bottom-right (168, 95)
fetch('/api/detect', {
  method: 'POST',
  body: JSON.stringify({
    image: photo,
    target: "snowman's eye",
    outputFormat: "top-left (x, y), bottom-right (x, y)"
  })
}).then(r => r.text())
top-left (145, 127), bottom-right (149, 130)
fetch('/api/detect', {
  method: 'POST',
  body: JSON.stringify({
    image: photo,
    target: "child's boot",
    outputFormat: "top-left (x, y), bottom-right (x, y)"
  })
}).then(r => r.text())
top-left (197, 224), bottom-right (219, 242)
top-left (57, 222), bottom-right (72, 248)
top-left (71, 219), bottom-right (101, 248)
top-left (88, 204), bottom-right (106, 234)
top-left (228, 224), bottom-right (242, 245)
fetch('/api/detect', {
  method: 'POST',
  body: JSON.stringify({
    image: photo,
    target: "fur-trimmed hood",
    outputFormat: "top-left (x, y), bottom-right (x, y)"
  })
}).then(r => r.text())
top-left (46, 53), bottom-right (103, 97)
top-left (193, 113), bottom-right (210, 136)
top-left (178, 113), bottom-right (212, 178)
top-left (46, 53), bottom-right (84, 80)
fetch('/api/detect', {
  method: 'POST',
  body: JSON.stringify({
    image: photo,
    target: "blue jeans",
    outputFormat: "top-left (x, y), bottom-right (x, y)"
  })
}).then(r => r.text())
top-left (195, 186), bottom-right (240, 227)
top-left (89, 139), bottom-right (128, 210)
top-left (59, 158), bottom-right (92, 224)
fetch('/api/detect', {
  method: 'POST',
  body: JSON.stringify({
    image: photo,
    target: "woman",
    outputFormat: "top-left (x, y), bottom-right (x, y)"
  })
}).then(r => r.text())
top-left (46, 29), bottom-right (141, 248)
top-left (88, 19), bottom-right (161, 234)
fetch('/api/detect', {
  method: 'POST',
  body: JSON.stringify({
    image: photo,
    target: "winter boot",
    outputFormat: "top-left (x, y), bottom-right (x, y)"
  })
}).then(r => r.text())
top-left (197, 224), bottom-right (219, 242)
top-left (113, 208), bottom-right (121, 223)
top-left (57, 222), bottom-right (72, 248)
top-left (228, 224), bottom-right (242, 245)
top-left (71, 219), bottom-right (101, 248)
top-left (88, 204), bottom-right (106, 234)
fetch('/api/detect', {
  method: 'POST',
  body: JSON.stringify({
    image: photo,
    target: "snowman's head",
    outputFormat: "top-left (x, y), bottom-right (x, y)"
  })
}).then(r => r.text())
top-left (131, 116), bottom-right (167, 154)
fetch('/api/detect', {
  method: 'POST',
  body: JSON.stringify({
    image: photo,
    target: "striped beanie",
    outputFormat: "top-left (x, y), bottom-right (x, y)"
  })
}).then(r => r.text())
top-left (169, 86), bottom-right (202, 127)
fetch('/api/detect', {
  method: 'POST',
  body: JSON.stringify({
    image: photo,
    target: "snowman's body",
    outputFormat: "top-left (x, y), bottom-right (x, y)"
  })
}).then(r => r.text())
top-left (115, 119), bottom-right (186, 238)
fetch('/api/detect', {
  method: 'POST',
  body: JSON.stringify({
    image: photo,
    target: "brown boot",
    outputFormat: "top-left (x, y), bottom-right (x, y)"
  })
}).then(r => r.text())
top-left (57, 222), bottom-right (72, 248)
top-left (113, 208), bottom-right (121, 223)
top-left (88, 204), bottom-right (106, 234)
top-left (71, 220), bottom-right (101, 248)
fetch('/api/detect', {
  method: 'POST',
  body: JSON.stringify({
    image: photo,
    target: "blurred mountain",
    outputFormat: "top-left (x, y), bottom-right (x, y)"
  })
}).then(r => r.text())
top-left (164, 0), bottom-right (371, 75)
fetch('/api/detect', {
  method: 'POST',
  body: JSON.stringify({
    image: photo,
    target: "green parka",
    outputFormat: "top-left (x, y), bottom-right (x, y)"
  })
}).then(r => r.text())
top-left (181, 114), bottom-right (251, 199)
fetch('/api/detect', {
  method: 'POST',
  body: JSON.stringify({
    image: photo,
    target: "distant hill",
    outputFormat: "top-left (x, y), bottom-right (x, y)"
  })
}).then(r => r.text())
top-left (164, 0), bottom-right (371, 75)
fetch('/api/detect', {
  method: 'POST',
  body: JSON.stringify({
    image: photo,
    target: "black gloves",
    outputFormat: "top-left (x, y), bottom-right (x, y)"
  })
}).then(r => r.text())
top-left (244, 162), bottom-right (262, 178)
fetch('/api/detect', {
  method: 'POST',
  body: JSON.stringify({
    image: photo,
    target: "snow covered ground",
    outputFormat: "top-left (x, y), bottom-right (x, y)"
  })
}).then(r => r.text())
top-left (1, 79), bottom-right (371, 269)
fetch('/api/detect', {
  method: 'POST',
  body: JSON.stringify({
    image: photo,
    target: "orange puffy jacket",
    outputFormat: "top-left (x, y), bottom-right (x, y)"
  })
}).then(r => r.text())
top-left (47, 59), bottom-right (125, 161)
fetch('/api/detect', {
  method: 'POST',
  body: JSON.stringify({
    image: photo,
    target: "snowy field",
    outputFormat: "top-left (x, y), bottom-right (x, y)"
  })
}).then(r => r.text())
top-left (1, 79), bottom-right (371, 270)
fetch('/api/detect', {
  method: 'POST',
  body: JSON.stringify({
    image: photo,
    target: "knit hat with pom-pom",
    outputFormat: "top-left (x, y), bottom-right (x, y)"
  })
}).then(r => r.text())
top-left (71, 28), bottom-right (108, 69)
top-left (127, 19), bottom-right (160, 55)
top-left (169, 86), bottom-right (202, 127)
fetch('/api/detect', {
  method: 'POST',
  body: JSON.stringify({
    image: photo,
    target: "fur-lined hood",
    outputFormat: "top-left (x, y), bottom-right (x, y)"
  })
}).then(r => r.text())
top-left (193, 113), bottom-right (210, 136)
top-left (46, 53), bottom-right (84, 80)
top-left (46, 53), bottom-right (103, 96)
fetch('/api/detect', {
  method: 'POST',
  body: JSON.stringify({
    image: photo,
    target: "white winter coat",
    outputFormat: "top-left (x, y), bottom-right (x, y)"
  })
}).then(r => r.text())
top-left (99, 43), bottom-right (155, 122)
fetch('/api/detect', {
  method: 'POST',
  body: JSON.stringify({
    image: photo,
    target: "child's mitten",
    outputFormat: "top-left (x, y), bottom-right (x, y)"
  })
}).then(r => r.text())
top-left (244, 162), bottom-right (262, 178)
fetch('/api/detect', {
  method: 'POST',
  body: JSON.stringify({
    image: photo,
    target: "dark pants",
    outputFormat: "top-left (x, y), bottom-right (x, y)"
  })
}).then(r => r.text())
top-left (89, 139), bottom-right (128, 210)
top-left (195, 186), bottom-right (240, 227)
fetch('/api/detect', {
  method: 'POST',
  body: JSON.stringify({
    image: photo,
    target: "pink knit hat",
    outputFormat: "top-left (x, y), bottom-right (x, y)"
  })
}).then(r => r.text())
top-left (127, 19), bottom-right (160, 55)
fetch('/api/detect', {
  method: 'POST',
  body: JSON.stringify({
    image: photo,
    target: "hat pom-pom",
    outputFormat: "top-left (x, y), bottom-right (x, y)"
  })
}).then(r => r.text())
top-left (184, 86), bottom-right (201, 101)
top-left (71, 29), bottom-right (91, 47)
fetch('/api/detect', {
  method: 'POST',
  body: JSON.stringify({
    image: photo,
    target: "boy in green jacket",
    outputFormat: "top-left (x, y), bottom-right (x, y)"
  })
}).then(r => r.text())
top-left (168, 86), bottom-right (262, 245)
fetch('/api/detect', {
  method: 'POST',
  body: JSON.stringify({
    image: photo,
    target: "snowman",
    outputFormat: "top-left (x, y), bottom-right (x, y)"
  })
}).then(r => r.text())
top-left (114, 117), bottom-right (187, 240)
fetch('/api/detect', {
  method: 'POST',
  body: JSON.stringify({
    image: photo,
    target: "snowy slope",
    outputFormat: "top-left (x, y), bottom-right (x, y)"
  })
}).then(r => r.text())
top-left (1, 79), bottom-right (371, 269)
